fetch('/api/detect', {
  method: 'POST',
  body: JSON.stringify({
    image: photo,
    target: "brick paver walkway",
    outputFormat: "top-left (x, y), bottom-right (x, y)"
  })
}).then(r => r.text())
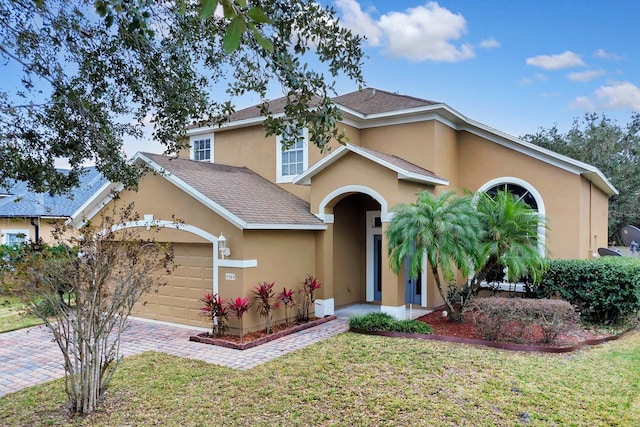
top-left (0, 314), bottom-right (350, 398)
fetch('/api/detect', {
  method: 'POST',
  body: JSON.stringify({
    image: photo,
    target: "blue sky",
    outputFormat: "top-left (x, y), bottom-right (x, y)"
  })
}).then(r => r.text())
top-left (322, 0), bottom-right (640, 138)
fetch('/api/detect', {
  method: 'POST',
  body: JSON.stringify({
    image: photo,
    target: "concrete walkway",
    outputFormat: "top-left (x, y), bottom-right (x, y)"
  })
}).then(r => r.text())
top-left (0, 310), bottom-right (355, 398)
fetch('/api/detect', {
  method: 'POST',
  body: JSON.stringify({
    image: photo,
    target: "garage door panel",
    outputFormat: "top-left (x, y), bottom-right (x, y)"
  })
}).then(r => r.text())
top-left (133, 243), bottom-right (213, 327)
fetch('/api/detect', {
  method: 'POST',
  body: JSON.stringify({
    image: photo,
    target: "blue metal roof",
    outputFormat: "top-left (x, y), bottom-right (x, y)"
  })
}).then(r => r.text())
top-left (0, 168), bottom-right (107, 218)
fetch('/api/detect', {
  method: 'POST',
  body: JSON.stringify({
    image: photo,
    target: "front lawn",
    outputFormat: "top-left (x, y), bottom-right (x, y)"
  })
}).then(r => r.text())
top-left (1, 330), bottom-right (639, 425)
top-left (0, 296), bottom-right (42, 333)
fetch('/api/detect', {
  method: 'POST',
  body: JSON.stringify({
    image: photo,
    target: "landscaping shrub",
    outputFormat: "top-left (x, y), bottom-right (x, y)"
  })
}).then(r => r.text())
top-left (527, 258), bottom-right (640, 325)
top-left (349, 312), bottom-right (433, 334)
top-left (199, 293), bottom-right (228, 337)
top-left (470, 297), bottom-right (579, 344)
top-left (298, 275), bottom-right (321, 321)
top-left (252, 281), bottom-right (277, 334)
top-left (32, 298), bottom-right (59, 318)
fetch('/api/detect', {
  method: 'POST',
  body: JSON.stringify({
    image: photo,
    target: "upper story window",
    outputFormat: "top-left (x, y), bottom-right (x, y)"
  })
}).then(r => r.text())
top-left (2, 230), bottom-right (29, 246)
top-left (276, 127), bottom-right (308, 183)
top-left (190, 135), bottom-right (213, 162)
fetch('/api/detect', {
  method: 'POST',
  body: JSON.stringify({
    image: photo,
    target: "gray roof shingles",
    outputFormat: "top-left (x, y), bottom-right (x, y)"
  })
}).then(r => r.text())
top-left (0, 168), bottom-right (107, 218)
top-left (354, 145), bottom-right (444, 180)
top-left (142, 153), bottom-right (324, 227)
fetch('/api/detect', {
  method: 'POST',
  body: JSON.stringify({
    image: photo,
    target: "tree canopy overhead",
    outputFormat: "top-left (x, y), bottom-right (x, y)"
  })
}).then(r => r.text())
top-left (0, 0), bottom-right (365, 194)
top-left (523, 113), bottom-right (640, 244)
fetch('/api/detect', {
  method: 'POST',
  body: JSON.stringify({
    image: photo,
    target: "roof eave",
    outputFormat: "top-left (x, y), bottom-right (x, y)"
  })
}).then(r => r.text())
top-left (67, 181), bottom-right (124, 228)
top-left (398, 173), bottom-right (449, 186)
top-left (244, 223), bottom-right (327, 230)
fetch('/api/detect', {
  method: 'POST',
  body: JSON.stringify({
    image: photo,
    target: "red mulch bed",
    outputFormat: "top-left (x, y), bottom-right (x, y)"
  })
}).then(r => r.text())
top-left (190, 315), bottom-right (336, 350)
top-left (415, 308), bottom-right (613, 347)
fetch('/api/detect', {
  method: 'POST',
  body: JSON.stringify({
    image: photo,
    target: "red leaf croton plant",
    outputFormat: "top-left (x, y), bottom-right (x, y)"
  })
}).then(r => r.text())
top-left (199, 293), bottom-right (228, 337)
top-left (299, 275), bottom-right (322, 321)
top-left (228, 296), bottom-right (251, 342)
top-left (277, 287), bottom-right (296, 326)
top-left (252, 281), bottom-right (278, 334)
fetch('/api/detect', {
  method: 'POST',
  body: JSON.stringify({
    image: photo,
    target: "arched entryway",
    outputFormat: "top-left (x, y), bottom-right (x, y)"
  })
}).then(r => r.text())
top-left (316, 185), bottom-right (416, 319)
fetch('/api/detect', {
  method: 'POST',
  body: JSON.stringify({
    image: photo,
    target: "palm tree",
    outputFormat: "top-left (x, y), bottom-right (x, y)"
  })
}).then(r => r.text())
top-left (387, 191), bottom-right (482, 321)
top-left (469, 189), bottom-right (548, 292)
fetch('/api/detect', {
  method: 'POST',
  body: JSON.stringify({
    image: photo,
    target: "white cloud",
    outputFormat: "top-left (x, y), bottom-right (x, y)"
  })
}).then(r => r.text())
top-left (526, 51), bottom-right (585, 70)
top-left (567, 69), bottom-right (605, 83)
top-left (334, 0), bottom-right (382, 45)
top-left (335, 1), bottom-right (475, 62)
top-left (479, 37), bottom-right (500, 49)
top-left (518, 73), bottom-right (547, 86)
top-left (570, 96), bottom-right (596, 110)
top-left (593, 49), bottom-right (623, 61)
top-left (595, 81), bottom-right (640, 110)
top-left (378, 2), bottom-right (474, 62)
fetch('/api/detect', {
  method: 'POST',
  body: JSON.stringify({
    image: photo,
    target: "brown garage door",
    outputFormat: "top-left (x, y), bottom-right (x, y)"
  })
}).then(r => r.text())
top-left (132, 243), bottom-right (213, 327)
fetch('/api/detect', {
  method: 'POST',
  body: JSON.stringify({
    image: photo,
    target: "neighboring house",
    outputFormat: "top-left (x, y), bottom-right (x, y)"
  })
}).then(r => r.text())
top-left (0, 168), bottom-right (108, 245)
top-left (75, 88), bottom-right (617, 333)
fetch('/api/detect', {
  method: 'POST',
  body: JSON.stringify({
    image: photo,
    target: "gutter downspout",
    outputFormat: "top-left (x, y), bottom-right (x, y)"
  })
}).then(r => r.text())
top-left (30, 218), bottom-right (40, 242)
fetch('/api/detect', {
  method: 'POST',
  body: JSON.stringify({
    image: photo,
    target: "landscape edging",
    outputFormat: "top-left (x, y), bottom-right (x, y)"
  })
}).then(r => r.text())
top-left (349, 325), bottom-right (638, 353)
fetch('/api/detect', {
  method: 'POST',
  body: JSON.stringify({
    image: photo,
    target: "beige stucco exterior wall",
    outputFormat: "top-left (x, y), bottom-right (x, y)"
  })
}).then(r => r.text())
top-left (433, 122), bottom-right (458, 190)
top-left (359, 121), bottom-right (437, 172)
top-left (238, 229), bottom-right (317, 333)
top-left (581, 177), bottom-right (610, 255)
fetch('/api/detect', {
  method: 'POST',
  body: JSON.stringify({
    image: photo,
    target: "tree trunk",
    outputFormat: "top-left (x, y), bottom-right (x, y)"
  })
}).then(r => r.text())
top-left (431, 266), bottom-right (462, 322)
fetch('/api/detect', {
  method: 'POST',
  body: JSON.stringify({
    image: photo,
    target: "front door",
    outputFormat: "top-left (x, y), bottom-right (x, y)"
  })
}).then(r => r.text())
top-left (404, 258), bottom-right (422, 305)
top-left (373, 234), bottom-right (382, 301)
top-left (366, 211), bottom-right (382, 302)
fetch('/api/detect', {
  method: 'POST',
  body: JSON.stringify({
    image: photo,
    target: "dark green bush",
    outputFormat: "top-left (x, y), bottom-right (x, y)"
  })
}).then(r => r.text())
top-left (32, 298), bottom-right (59, 317)
top-left (527, 258), bottom-right (640, 325)
top-left (349, 312), bottom-right (432, 334)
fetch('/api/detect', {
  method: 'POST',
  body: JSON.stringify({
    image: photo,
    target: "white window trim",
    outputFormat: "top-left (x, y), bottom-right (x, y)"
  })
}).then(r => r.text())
top-left (190, 134), bottom-right (214, 162)
top-left (1, 229), bottom-right (30, 245)
top-left (276, 128), bottom-right (308, 183)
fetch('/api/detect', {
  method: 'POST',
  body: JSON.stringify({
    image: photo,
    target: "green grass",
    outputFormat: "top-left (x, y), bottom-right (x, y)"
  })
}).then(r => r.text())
top-left (2, 330), bottom-right (640, 426)
top-left (0, 296), bottom-right (43, 333)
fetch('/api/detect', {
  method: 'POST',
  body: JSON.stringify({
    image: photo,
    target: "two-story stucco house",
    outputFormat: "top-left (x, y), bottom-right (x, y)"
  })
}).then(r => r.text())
top-left (76, 88), bottom-right (617, 334)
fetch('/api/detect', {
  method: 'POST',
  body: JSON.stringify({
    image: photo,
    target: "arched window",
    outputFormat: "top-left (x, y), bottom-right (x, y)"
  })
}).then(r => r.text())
top-left (476, 177), bottom-right (546, 257)
top-left (485, 183), bottom-right (538, 212)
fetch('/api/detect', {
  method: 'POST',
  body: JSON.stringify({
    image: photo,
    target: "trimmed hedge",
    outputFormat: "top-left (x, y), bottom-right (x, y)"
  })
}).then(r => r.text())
top-left (470, 297), bottom-right (579, 344)
top-left (349, 312), bottom-right (433, 334)
top-left (527, 257), bottom-right (640, 325)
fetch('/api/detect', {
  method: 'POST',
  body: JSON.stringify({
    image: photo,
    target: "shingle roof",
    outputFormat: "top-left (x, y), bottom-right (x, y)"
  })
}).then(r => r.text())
top-left (140, 153), bottom-right (325, 227)
top-left (227, 88), bottom-right (438, 122)
top-left (0, 168), bottom-right (107, 218)
top-left (332, 88), bottom-right (438, 115)
top-left (353, 145), bottom-right (444, 180)
top-left (294, 144), bottom-right (448, 187)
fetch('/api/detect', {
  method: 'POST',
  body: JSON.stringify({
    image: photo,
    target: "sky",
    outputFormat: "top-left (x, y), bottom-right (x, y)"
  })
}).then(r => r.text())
top-left (321, 0), bottom-right (640, 138)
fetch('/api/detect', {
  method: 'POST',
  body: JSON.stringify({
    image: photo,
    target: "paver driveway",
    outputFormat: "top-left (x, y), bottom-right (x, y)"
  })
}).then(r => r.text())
top-left (0, 315), bottom-right (350, 398)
